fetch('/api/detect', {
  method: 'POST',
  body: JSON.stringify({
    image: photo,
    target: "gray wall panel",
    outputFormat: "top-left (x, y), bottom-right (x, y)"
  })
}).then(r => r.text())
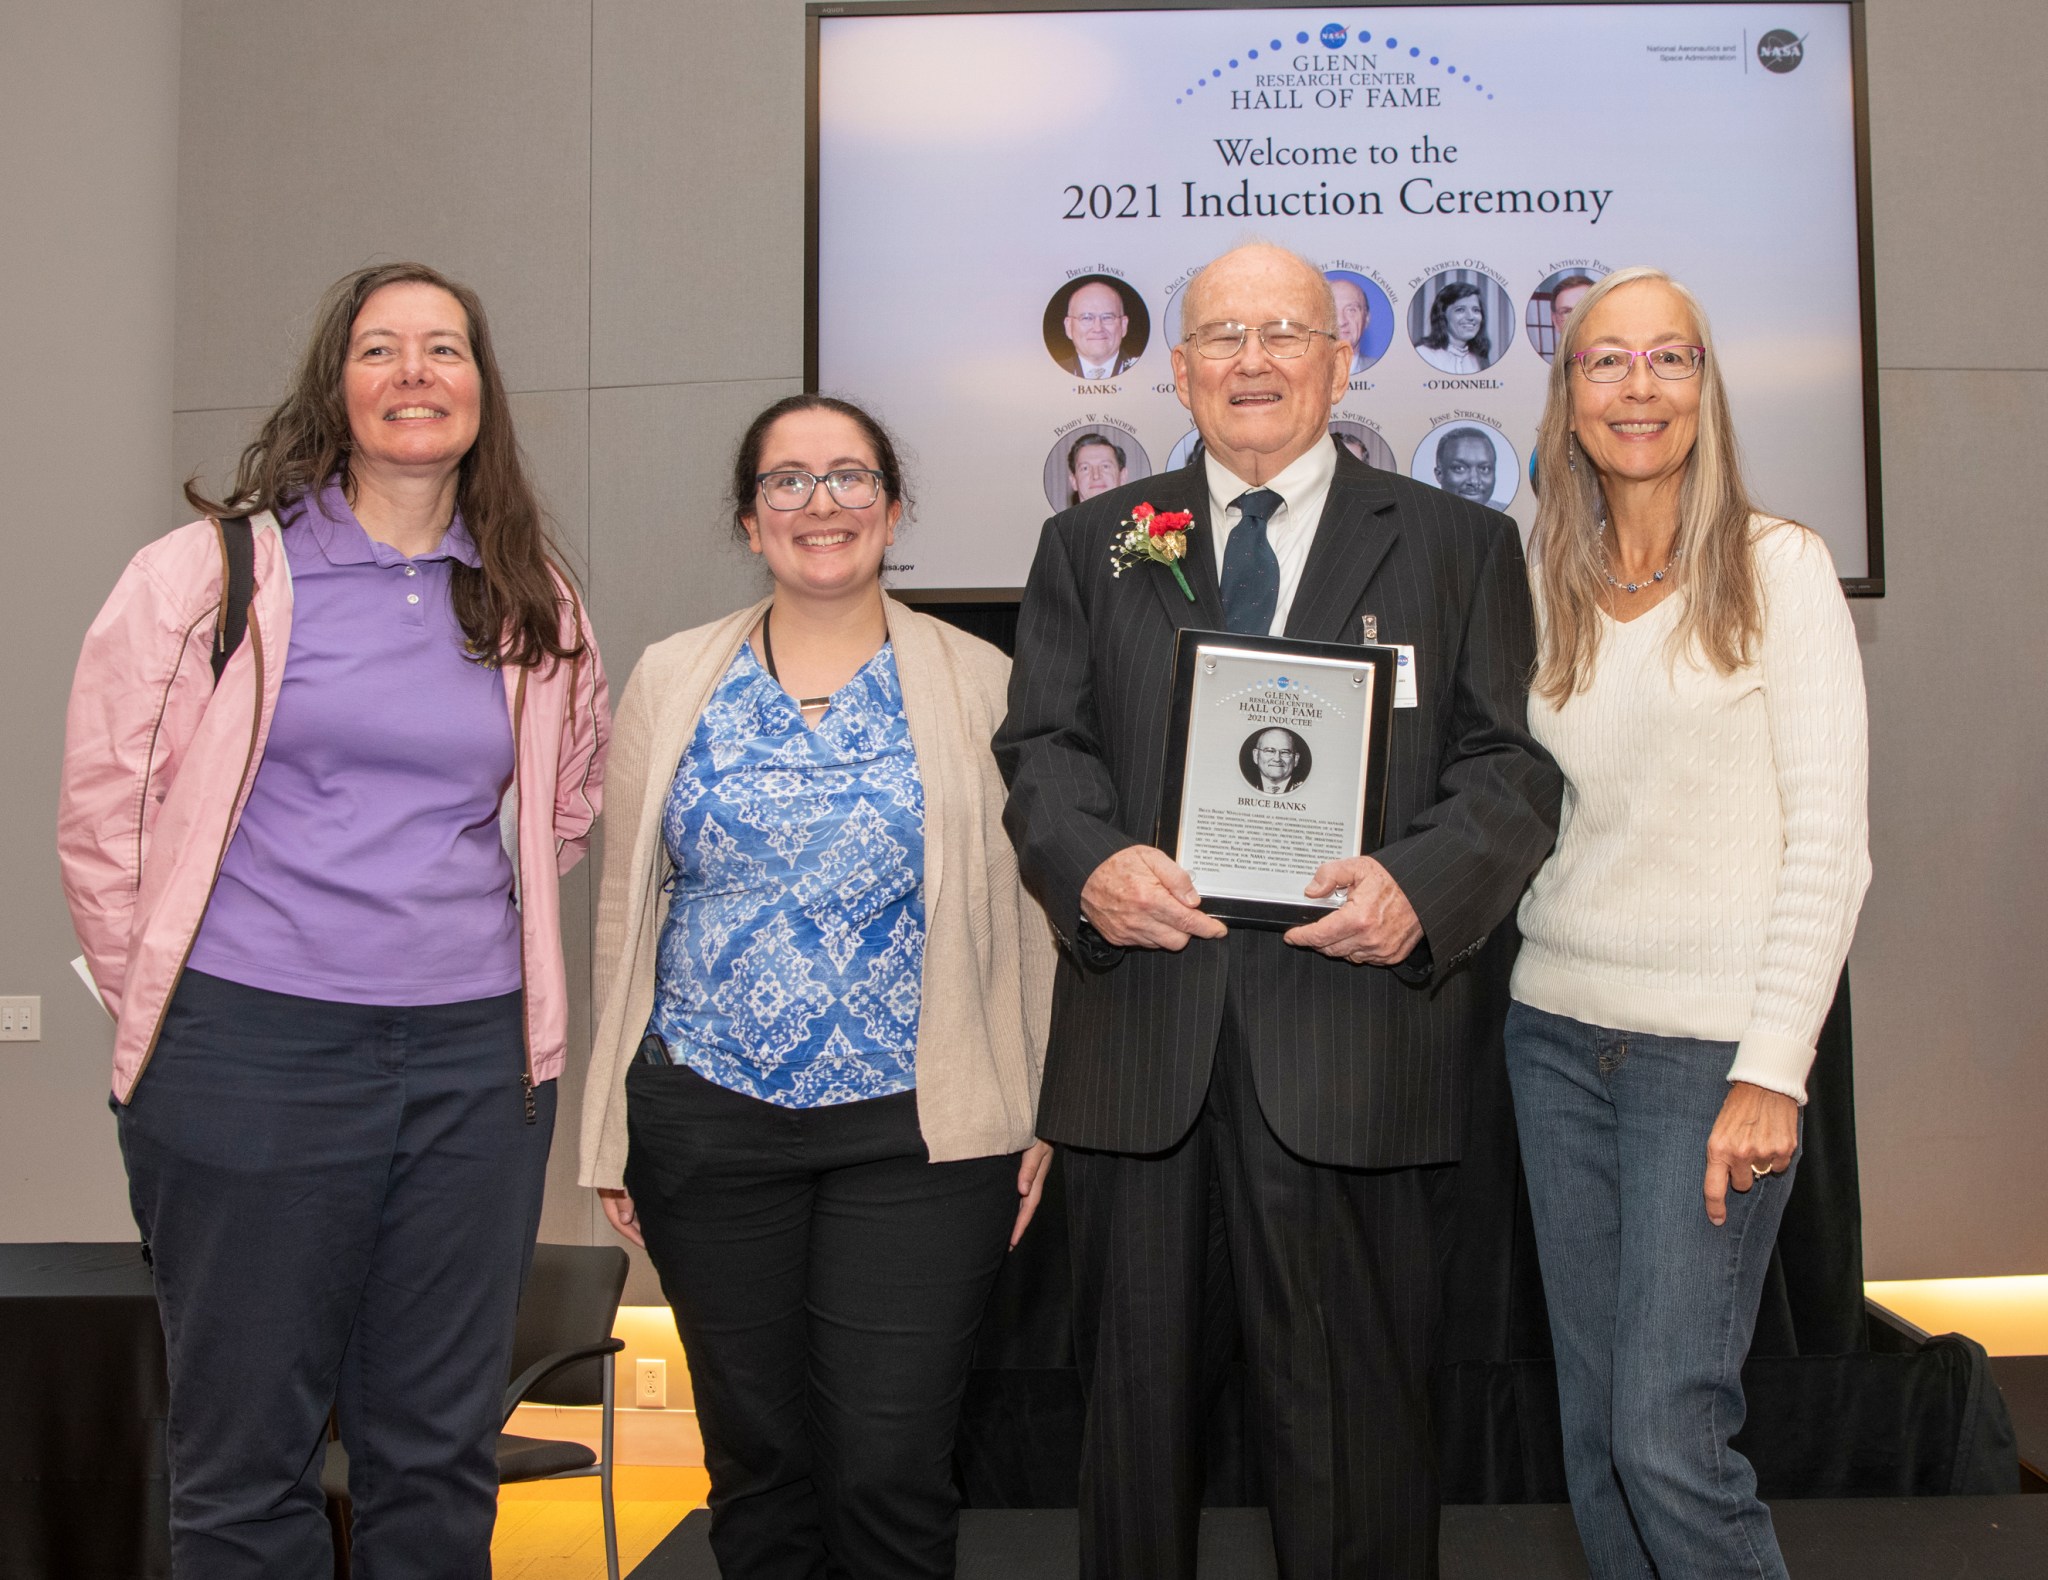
top-left (590, 0), bottom-right (808, 388)
top-left (1849, 366), bottom-right (2048, 1276)
top-left (587, 377), bottom-right (796, 674)
top-left (509, 387), bottom-right (594, 574)
top-left (1, 2), bottom-right (182, 1241)
top-left (1864, 0), bottom-right (2048, 371)
top-left (175, 0), bottom-right (593, 409)
top-left (172, 404), bottom-right (267, 522)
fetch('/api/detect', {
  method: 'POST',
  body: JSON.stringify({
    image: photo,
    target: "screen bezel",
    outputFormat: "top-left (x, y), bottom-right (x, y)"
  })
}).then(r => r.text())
top-left (805, 0), bottom-right (1884, 598)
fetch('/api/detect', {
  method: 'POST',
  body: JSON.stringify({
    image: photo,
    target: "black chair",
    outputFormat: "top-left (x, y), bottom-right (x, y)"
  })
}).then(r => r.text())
top-left (325, 1242), bottom-right (631, 1579)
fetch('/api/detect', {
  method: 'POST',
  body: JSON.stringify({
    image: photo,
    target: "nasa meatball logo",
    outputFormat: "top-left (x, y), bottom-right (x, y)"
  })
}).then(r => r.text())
top-left (1320, 22), bottom-right (1348, 49)
top-left (1756, 29), bottom-right (1805, 72)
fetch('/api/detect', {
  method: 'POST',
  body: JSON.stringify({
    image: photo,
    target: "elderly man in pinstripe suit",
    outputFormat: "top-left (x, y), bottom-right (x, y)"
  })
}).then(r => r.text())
top-left (995, 243), bottom-right (1561, 1579)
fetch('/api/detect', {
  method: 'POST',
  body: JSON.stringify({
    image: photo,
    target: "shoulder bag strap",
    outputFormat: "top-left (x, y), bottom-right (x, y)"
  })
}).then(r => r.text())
top-left (211, 513), bottom-right (255, 687)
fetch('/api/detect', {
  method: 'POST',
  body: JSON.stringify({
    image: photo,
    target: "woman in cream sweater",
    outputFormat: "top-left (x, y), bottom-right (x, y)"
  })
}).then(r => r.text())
top-left (1509, 268), bottom-right (1870, 1580)
top-left (579, 395), bottom-right (1053, 1579)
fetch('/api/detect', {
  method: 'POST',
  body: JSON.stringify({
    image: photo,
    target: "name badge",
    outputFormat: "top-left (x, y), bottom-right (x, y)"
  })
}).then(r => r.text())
top-left (1359, 618), bottom-right (1417, 708)
top-left (1360, 628), bottom-right (1419, 707)
top-left (1389, 645), bottom-right (1418, 709)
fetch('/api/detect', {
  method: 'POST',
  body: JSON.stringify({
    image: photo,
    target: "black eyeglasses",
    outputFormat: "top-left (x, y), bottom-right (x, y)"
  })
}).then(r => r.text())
top-left (754, 468), bottom-right (885, 510)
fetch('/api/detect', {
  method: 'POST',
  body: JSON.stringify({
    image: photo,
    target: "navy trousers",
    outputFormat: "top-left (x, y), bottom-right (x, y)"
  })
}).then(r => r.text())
top-left (116, 968), bottom-right (554, 1580)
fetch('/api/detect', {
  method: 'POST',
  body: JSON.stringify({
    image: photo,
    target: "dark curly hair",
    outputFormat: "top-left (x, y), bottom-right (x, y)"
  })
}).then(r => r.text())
top-left (1419, 281), bottom-right (1491, 363)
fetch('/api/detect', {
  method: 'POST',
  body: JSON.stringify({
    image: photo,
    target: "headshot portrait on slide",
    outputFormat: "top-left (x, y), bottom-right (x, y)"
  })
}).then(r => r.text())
top-left (1043, 274), bottom-right (1149, 379)
top-left (1414, 420), bottom-right (1520, 513)
top-left (1042, 427), bottom-right (1152, 511)
top-left (1527, 267), bottom-right (1606, 362)
top-left (1409, 269), bottom-right (1515, 374)
top-left (1239, 726), bottom-right (1313, 795)
top-left (1324, 270), bottom-right (1396, 374)
top-left (1329, 419), bottom-right (1396, 472)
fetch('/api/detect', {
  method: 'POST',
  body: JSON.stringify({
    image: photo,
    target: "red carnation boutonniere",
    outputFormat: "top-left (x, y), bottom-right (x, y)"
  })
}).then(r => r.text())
top-left (1108, 503), bottom-right (1196, 601)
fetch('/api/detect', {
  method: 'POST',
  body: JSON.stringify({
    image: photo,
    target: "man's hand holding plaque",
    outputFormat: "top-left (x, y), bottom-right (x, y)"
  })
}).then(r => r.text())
top-left (1284, 854), bottom-right (1422, 965)
top-left (1080, 846), bottom-right (1230, 951)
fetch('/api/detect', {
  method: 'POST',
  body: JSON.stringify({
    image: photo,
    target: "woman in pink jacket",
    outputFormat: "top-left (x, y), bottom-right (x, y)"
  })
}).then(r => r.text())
top-left (58, 262), bottom-right (608, 1580)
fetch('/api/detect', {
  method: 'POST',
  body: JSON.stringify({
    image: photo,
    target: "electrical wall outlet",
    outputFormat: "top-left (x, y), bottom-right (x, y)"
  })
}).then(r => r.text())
top-left (634, 1357), bottom-right (667, 1410)
top-left (0, 997), bottom-right (39, 1041)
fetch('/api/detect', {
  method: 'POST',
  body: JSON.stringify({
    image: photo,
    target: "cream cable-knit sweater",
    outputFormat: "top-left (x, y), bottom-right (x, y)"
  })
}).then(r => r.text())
top-left (1511, 518), bottom-right (1871, 1103)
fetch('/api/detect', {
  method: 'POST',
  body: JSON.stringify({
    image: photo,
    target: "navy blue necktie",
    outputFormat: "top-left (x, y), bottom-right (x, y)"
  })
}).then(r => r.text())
top-left (1221, 488), bottom-right (1282, 635)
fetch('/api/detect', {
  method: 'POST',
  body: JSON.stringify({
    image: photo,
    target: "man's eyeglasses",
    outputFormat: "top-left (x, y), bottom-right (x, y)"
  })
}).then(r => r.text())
top-left (1069, 312), bottom-right (1125, 327)
top-left (1569, 345), bottom-right (1705, 383)
top-left (755, 469), bottom-right (885, 510)
top-left (1183, 320), bottom-right (1338, 360)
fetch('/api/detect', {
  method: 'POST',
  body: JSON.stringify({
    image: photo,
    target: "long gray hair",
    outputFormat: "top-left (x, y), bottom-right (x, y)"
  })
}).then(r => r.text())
top-left (1528, 265), bottom-right (1778, 702)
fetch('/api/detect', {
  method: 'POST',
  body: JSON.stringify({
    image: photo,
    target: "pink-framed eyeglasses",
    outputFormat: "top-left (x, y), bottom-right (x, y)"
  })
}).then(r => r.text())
top-left (1569, 344), bottom-right (1706, 383)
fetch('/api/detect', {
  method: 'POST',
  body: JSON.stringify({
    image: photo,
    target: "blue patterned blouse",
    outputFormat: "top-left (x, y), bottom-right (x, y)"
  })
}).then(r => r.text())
top-left (644, 639), bottom-right (927, 1106)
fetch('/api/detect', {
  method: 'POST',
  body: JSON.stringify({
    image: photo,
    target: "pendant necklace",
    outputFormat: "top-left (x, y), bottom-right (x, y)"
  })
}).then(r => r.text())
top-left (1599, 518), bottom-right (1677, 595)
top-left (758, 607), bottom-right (832, 713)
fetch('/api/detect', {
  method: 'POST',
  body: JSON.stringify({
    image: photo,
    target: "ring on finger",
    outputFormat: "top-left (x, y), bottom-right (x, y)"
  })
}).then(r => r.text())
top-left (1750, 1163), bottom-right (1773, 1179)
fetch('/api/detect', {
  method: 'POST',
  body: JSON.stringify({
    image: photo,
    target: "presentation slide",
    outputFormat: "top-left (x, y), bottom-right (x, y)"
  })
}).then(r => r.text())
top-left (814, 3), bottom-right (1875, 592)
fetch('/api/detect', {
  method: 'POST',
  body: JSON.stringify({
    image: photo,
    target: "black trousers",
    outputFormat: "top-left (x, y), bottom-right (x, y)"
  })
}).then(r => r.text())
top-left (624, 1058), bottom-right (1018, 1580)
top-left (1065, 999), bottom-right (1447, 1580)
top-left (116, 969), bottom-right (553, 1580)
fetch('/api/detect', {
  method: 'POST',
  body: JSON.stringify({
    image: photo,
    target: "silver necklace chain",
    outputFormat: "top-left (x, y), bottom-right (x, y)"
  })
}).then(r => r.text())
top-left (1599, 520), bottom-right (1677, 595)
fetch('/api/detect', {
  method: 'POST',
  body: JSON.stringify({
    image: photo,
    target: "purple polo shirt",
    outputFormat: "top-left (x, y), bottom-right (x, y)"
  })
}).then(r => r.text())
top-left (187, 481), bottom-right (523, 1005)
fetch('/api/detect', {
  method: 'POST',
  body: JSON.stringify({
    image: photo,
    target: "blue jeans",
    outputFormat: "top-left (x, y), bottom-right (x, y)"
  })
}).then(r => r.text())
top-left (117, 969), bottom-right (554, 1580)
top-left (1505, 1001), bottom-right (1796, 1580)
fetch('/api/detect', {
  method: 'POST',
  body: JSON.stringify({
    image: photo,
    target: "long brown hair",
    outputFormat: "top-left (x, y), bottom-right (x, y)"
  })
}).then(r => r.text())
top-left (1528, 265), bottom-right (1777, 703)
top-left (185, 262), bottom-right (582, 671)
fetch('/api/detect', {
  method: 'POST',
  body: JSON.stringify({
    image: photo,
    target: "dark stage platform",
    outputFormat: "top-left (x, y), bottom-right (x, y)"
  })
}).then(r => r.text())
top-left (633, 1496), bottom-right (2048, 1578)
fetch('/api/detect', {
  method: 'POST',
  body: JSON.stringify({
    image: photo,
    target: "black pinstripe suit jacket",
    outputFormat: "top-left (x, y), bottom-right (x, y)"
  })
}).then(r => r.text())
top-left (994, 448), bottom-right (1562, 1168)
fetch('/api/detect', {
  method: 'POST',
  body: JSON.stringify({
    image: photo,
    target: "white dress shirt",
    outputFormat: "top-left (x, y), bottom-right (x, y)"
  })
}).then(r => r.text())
top-left (1202, 436), bottom-right (1338, 636)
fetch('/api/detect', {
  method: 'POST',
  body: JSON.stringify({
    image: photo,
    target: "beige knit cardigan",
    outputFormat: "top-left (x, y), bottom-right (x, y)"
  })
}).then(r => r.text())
top-left (578, 595), bottom-right (1055, 1189)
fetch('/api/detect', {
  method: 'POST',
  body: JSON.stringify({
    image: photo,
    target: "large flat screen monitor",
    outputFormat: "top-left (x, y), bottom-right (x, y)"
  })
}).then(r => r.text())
top-left (809, 1), bottom-right (1881, 595)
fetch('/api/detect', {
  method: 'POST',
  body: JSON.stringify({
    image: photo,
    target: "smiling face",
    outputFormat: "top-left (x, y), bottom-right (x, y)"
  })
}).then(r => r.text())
top-left (1330, 278), bottom-right (1369, 358)
top-left (1569, 279), bottom-right (1703, 497)
top-left (341, 282), bottom-right (482, 483)
top-left (1435, 432), bottom-right (1495, 502)
top-left (1443, 289), bottom-right (1484, 346)
top-left (1172, 245), bottom-right (1347, 484)
top-left (741, 407), bottom-right (902, 599)
top-left (1253, 728), bottom-right (1300, 788)
top-left (1068, 438), bottom-right (1124, 502)
top-left (1064, 281), bottom-right (1128, 368)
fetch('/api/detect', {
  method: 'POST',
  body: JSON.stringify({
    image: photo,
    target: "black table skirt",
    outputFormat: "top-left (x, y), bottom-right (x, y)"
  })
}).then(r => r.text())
top-left (0, 1242), bottom-right (169, 1580)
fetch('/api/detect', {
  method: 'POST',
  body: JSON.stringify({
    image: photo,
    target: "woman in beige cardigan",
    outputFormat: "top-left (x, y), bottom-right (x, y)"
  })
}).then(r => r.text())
top-left (580, 394), bottom-right (1052, 1579)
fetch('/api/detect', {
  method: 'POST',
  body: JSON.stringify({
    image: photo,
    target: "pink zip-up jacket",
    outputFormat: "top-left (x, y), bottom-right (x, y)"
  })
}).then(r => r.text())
top-left (59, 511), bottom-right (610, 1102)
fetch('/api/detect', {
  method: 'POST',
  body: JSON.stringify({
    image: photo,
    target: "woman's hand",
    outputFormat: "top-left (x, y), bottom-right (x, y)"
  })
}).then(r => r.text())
top-left (599, 1187), bottom-right (645, 1249)
top-left (1702, 1081), bottom-right (1800, 1226)
top-left (1011, 1141), bottom-right (1054, 1249)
